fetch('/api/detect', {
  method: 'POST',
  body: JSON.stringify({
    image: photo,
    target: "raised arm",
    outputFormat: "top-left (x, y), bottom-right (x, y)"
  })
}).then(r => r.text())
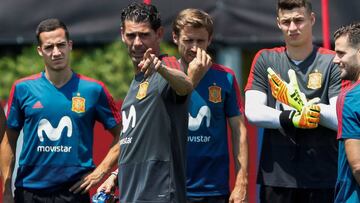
top-left (140, 48), bottom-right (193, 96)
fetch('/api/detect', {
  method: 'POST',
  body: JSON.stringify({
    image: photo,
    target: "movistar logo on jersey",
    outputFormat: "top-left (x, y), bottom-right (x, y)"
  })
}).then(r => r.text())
top-left (36, 116), bottom-right (73, 153)
top-left (188, 106), bottom-right (211, 131)
top-left (188, 106), bottom-right (212, 143)
top-left (120, 105), bottom-right (136, 146)
top-left (122, 105), bottom-right (136, 133)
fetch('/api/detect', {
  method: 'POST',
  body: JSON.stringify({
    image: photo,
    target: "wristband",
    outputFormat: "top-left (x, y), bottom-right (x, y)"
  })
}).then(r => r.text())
top-left (111, 170), bottom-right (118, 177)
top-left (279, 110), bottom-right (296, 133)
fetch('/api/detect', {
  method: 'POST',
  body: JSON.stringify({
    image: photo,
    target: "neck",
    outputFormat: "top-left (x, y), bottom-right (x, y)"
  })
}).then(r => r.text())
top-left (44, 67), bottom-right (73, 88)
top-left (133, 61), bottom-right (142, 75)
top-left (286, 43), bottom-right (313, 61)
top-left (179, 58), bottom-right (188, 73)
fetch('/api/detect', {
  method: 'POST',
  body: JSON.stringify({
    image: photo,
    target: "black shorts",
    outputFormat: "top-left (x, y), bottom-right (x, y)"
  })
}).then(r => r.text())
top-left (187, 195), bottom-right (229, 203)
top-left (14, 186), bottom-right (90, 203)
top-left (260, 185), bottom-right (334, 203)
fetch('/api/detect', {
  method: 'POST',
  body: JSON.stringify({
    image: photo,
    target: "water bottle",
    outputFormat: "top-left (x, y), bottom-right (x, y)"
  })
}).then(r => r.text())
top-left (91, 191), bottom-right (117, 203)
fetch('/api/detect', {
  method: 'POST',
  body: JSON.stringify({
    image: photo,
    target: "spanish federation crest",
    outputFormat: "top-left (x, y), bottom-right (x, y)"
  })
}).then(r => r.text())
top-left (307, 70), bottom-right (322, 90)
top-left (71, 93), bottom-right (86, 113)
top-left (209, 84), bottom-right (222, 103)
top-left (136, 81), bottom-right (149, 100)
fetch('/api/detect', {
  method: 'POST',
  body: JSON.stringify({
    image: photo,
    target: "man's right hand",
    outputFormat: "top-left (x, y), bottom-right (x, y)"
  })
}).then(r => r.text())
top-left (267, 67), bottom-right (306, 112)
top-left (96, 174), bottom-right (117, 194)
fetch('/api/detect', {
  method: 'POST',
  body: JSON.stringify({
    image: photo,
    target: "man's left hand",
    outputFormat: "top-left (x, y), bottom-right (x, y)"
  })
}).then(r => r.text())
top-left (229, 172), bottom-right (248, 203)
top-left (69, 170), bottom-right (105, 194)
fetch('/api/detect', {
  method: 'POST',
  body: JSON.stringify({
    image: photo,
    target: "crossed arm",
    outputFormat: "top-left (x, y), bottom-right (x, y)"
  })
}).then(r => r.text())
top-left (245, 90), bottom-right (338, 130)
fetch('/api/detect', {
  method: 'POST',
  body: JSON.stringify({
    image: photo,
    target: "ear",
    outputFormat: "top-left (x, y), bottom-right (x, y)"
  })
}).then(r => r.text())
top-left (37, 46), bottom-right (43, 56)
top-left (276, 17), bottom-right (282, 29)
top-left (207, 34), bottom-right (213, 47)
top-left (156, 26), bottom-right (164, 42)
top-left (172, 32), bottom-right (179, 45)
top-left (68, 40), bottom-right (73, 50)
top-left (120, 27), bottom-right (125, 42)
top-left (310, 12), bottom-right (315, 26)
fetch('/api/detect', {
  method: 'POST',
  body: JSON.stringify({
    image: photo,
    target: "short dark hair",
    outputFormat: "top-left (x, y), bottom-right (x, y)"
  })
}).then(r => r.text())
top-left (277, 0), bottom-right (312, 14)
top-left (121, 2), bottom-right (161, 31)
top-left (36, 18), bottom-right (69, 45)
top-left (334, 22), bottom-right (360, 48)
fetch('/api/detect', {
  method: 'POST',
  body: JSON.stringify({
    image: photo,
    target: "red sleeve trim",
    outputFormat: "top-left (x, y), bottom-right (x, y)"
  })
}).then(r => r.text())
top-left (7, 73), bottom-right (42, 118)
top-left (76, 74), bottom-right (121, 124)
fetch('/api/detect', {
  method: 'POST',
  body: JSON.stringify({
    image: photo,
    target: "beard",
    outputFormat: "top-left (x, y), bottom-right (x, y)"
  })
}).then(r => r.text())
top-left (340, 65), bottom-right (360, 81)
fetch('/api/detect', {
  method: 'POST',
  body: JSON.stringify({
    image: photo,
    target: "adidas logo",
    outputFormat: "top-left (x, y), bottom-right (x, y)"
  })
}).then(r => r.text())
top-left (32, 101), bottom-right (43, 109)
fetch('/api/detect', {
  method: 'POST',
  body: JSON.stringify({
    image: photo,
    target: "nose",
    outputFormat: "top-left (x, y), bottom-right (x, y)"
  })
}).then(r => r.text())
top-left (52, 46), bottom-right (61, 56)
top-left (134, 35), bottom-right (143, 46)
top-left (191, 42), bottom-right (199, 52)
top-left (289, 21), bottom-right (298, 32)
top-left (333, 55), bottom-right (340, 64)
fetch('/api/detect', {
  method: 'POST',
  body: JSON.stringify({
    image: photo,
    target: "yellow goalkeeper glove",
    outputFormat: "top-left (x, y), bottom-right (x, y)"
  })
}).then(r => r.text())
top-left (292, 100), bottom-right (321, 128)
top-left (267, 67), bottom-right (306, 112)
top-left (280, 98), bottom-right (321, 130)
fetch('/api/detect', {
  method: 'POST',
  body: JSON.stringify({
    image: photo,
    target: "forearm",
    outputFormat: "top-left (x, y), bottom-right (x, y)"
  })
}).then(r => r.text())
top-left (157, 64), bottom-right (193, 96)
top-left (230, 116), bottom-right (248, 187)
top-left (94, 135), bottom-right (120, 176)
top-left (0, 133), bottom-right (17, 193)
top-left (318, 97), bottom-right (338, 131)
top-left (0, 109), bottom-right (6, 141)
top-left (245, 90), bottom-right (282, 128)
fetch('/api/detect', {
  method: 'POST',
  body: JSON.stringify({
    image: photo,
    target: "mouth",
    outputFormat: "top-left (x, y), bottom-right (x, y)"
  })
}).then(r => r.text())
top-left (187, 52), bottom-right (196, 59)
top-left (132, 51), bottom-right (145, 58)
top-left (289, 33), bottom-right (300, 39)
top-left (52, 58), bottom-right (64, 63)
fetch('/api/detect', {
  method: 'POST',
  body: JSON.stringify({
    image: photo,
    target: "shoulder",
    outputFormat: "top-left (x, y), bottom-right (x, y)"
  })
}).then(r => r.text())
top-left (251, 47), bottom-right (286, 66)
top-left (317, 47), bottom-right (336, 56)
top-left (254, 46), bottom-right (286, 57)
top-left (13, 73), bottom-right (42, 88)
top-left (75, 73), bottom-right (106, 88)
top-left (210, 63), bottom-right (235, 75)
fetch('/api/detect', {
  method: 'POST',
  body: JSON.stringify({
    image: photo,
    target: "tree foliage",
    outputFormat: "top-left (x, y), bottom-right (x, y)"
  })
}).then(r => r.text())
top-left (0, 41), bottom-right (178, 100)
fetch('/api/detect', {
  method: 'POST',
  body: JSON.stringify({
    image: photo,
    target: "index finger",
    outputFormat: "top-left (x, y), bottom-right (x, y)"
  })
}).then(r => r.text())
top-left (196, 47), bottom-right (202, 60)
top-left (143, 48), bottom-right (153, 60)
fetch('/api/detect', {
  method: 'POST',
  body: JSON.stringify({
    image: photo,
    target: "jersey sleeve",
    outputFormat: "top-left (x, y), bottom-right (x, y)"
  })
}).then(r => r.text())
top-left (6, 83), bottom-right (24, 130)
top-left (95, 83), bottom-right (121, 130)
top-left (339, 93), bottom-right (360, 140)
top-left (244, 49), bottom-right (269, 93)
top-left (225, 72), bottom-right (243, 117)
top-left (328, 63), bottom-right (341, 99)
